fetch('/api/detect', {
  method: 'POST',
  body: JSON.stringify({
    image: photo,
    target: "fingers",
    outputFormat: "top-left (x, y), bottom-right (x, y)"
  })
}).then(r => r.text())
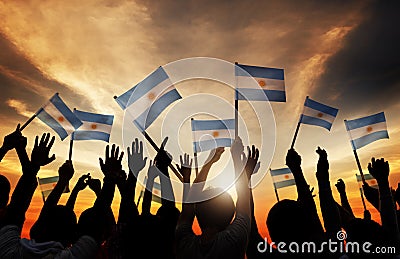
top-left (49, 154), bottom-right (56, 163)
top-left (48, 136), bottom-right (55, 149)
top-left (139, 139), bottom-right (143, 154)
top-left (105, 145), bottom-right (110, 161)
top-left (160, 137), bottom-right (168, 150)
top-left (40, 133), bottom-right (46, 145)
top-left (180, 155), bottom-right (183, 167)
top-left (118, 151), bottom-right (124, 162)
top-left (34, 135), bottom-right (39, 147)
top-left (16, 124), bottom-right (21, 132)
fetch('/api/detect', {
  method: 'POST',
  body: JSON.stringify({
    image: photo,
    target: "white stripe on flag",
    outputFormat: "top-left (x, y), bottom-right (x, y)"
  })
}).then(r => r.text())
top-left (193, 128), bottom-right (235, 142)
top-left (349, 121), bottom-right (387, 140)
top-left (236, 76), bottom-right (285, 91)
top-left (302, 106), bottom-right (336, 124)
top-left (272, 173), bottom-right (294, 183)
top-left (125, 79), bottom-right (174, 119)
top-left (43, 102), bottom-right (76, 135)
top-left (78, 121), bottom-right (112, 134)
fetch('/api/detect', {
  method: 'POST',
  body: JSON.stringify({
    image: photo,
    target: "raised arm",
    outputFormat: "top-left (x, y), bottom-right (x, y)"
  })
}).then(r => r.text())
top-left (44, 160), bottom-right (74, 209)
top-left (230, 137), bottom-right (251, 218)
top-left (335, 179), bottom-right (355, 218)
top-left (66, 173), bottom-right (90, 210)
top-left (118, 139), bottom-right (147, 223)
top-left (94, 144), bottom-right (125, 209)
top-left (3, 133), bottom-right (56, 230)
top-left (286, 148), bottom-right (324, 237)
top-left (142, 161), bottom-right (158, 216)
top-left (154, 137), bottom-right (175, 208)
top-left (368, 158), bottom-right (400, 247)
top-left (316, 147), bottom-right (341, 238)
top-left (176, 154), bottom-right (193, 224)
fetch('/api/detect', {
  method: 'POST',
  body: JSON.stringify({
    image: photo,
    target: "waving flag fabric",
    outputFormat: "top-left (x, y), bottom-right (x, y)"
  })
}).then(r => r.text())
top-left (139, 177), bottom-right (162, 204)
top-left (235, 63), bottom-right (286, 102)
top-left (270, 168), bottom-right (295, 189)
top-left (73, 110), bottom-right (114, 142)
top-left (191, 119), bottom-right (235, 153)
top-left (115, 66), bottom-right (181, 131)
top-left (356, 174), bottom-right (378, 189)
top-left (36, 93), bottom-right (82, 140)
top-left (345, 112), bottom-right (389, 150)
top-left (300, 96), bottom-right (339, 131)
top-left (37, 176), bottom-right (69, 202)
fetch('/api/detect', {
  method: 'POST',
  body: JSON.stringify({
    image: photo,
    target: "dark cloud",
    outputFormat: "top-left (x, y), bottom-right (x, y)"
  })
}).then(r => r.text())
top-left (0, 32), bottom-right (93, 122)
top-left (313, 0), bottom-right (400, 113)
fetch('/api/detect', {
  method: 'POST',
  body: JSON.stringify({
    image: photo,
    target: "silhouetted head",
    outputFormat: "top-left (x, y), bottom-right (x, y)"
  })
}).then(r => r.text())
top-left (267, 199), bottom-right (318, 243)
top-left (30, 205), bottom-right (77, 247)
top-left (0, 175), bottom-right (10, 208)
top-left (194, 188), bottom-right (235, 232)
top-left (78, 207), bottom-right (115, 243)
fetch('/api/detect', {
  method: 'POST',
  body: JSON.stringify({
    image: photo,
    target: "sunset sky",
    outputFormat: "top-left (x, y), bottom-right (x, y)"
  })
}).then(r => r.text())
top-left (0, 0), bottom-right (399, 238)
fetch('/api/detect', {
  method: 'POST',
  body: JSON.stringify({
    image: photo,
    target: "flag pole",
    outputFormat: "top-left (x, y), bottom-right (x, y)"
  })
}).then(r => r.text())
top-left (356, 174), bottom-right (368, 211)
top-left (290, 117), bottom-right (301, 149)
top-left (234, 62), bottom-right (239, 139)
top-left (270, 169), bottom-right (280, 202)
top-left (20, 113), bottom-right (37, 131)
top-left (113, 96), bottom-right (183, 182)
top-left (69, 133), bottom-right (74, 161)
top-left (345, 120), bottom-right (365, 182)
top-left (191, 118), bottom-right (199, 176)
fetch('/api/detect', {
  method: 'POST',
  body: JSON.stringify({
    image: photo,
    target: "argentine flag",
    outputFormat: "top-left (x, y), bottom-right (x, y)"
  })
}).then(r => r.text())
top-left (235, 63), bottom-right (286, 102)
top-left (270, 168), bottom-right (295, 189)
top-left (38, 176), bottom-right (69, 201)
top-left (36, 93), bottom-right (82, 140)
top-left (191, 119), bottom-right (235, 153)
top-left (115, 66), bottom-right (182, 131)
top-left (345, 112), bottom-right (389, 150)
top-left (356, 174), bottom-right (378, 189)
top-left (300, 96), bottom-right (339, 131)
top-left (73, 110), bottom-right (114, 142)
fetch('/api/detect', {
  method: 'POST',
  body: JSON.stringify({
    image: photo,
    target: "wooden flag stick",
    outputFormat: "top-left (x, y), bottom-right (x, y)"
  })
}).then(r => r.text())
top-left (290, 118), bottom-right (301, 149)
top-left (356, 174), bottom-right (368, 211)
top-left (68, 133), bottom-right (74, 161)
top-left (270, 169), bottom-right (280, 202)
top-left (345, 119), bottom-right (365, 182)
top-left (191, 118), bottom-right (199, 176)
top-left (20, 113), bottom-right (37, 131)
top-left (113, 96), bottom-right (183, 182)
top-left (234, 62), bottom-right (239, 139)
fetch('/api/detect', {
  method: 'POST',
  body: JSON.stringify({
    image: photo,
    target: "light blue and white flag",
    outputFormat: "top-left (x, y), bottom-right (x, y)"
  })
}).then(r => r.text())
top-left (73, 110), bottom-right (114, 142)
top-left (235, 63), bottom-right (286, 102)
top-left (38, 176), bottom-right (69, 201)
top-left (114, 66), bottom-right (182, 131)
top-left (270, 168), bottom-right (295, 189)
top-left (36, 93), bottom-right (82, 140)
top-left (345, 112), bottom-right (389, 150)
top-left (191, 119), bottom-right (235, 153)
top-left (300, 96), bottom-right (339, 131)
top-left (356, 173), bottom-right (378, 189)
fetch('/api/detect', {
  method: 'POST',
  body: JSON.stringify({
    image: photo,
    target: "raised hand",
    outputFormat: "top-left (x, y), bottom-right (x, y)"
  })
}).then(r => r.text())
top-left (176, 154), bottom-right (192, 183)
top-left (230, 137), bottom-right (244, 163)
top-left (207, 147), bottom-right (225, 165)
top-left (147, 160), bottom-right (159, 180)
top-left (1, 124), bottom-right (23, 151)
top-left (154, 137), bottom-right (172, 170)
top-left (368, 157), bottom-right (390, 183)
top-left (245, 145), bottom-right (260, 179)
top-left (285, 148), bottom-right (301, 170)
top-left (316, 147), bottom-right (329, 182)
top-left (75, 173), bottom-right (91, 191)
top-left (127, 138), bottom-right (148, 175)
top-left (335, 179), bottom-right (346, 194)
top-left (31, 133), bottom-right (56, 167)
top-left (59, 160), bottom-right (74, 182)
top-left (99, 144), bottom-right (125, 181)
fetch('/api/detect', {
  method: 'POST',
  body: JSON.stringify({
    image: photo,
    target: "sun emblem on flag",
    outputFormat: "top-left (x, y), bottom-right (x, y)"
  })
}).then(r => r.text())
top-left (317, 113), bottom-right (323, 118)
top-left (367, 126), bottom-right (373, 132)
top-left (284, 175), bottom-right (290, 179)
top-left (258, 80), bottom-right (266, 87)
top-left (371, 180), bottom-right (376, 185)
top-left (212, 131), bottom-right (219, 137)
top-left (148, 92), bottom-right (156, 100)
top-left (91, 124), bottom-right (97, 129)
top-left (58, 116), bottom-right (64, 122)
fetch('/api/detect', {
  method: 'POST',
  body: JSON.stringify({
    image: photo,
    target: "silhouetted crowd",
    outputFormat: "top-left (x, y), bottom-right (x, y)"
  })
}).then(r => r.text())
top-left (0, 125), bottom-right (399, 258)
